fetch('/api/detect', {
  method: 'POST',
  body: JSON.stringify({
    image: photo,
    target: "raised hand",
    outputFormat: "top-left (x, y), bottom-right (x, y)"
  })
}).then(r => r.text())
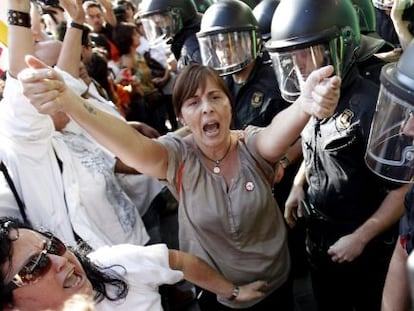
top-left (18, 55), bottom-right (68, 115)
top-left (300, 65), bottom-right (341, 119)
top-left (60, 0), bottom-right (85, 24)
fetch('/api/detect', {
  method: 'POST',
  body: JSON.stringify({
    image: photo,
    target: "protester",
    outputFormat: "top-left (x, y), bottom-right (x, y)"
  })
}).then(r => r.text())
top-left (83, 0), bottom-right (119, 62)
top-left (0, 0), bottom-right (164, 249)
top-left (197, 0), bottom-right (306, 279)
top-left (0, 217), bottom-right (267, 311)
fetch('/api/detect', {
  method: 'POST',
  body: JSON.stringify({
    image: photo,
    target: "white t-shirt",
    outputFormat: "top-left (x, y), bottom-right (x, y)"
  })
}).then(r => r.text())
top-left (89, 244), bottom-right (183, 311)
top-left (0, 168), bottom-right (26, 220)
top-left (0, 74), bottom-right (76, 243)
top-left (0, 71), bottom-right (161, 248)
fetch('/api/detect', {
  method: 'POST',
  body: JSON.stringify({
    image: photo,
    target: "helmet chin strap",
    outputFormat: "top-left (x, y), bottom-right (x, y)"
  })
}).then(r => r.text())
top-left (232, 60), bottom-right (255, 83)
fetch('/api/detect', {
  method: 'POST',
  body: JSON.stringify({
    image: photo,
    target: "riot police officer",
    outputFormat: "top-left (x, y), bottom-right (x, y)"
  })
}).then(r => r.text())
top-left (366, 38), bottom-right (414, 311)
top-left (271, 0), bottom-right (408, 310)
top-left (137, 0), bottom-right (202, 71)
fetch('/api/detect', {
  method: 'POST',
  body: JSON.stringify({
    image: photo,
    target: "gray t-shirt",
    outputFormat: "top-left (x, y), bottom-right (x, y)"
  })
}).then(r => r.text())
top-left (159, 126), bottom-right (290, 308)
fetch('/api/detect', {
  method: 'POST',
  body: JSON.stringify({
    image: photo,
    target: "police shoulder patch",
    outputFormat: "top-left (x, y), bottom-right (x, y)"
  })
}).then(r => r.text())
top-left (251, 92), bottom-right (264, 108)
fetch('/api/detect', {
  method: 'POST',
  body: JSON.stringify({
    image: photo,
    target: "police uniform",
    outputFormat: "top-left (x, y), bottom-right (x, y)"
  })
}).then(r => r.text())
top-left (356, 36), bottom-right (394, 86)
top-left (225, 54), bottom-right (290, 129)
top-left (357, 54), bottom-right (388, 86)
top-left (301, 65), bottom-right (399, 310)
top-left (171, 17), bottom-right (203, 71)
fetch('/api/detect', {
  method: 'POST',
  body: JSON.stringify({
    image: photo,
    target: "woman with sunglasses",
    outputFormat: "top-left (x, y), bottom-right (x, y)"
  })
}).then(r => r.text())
top-left (0, 217), bottom-right (267, 310)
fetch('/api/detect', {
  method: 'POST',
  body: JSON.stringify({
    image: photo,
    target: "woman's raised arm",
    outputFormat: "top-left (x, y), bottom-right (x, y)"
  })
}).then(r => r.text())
top-left (19, 55), bottom-right (169, 179)
top-left (256, 65), bottom-right (340, 163)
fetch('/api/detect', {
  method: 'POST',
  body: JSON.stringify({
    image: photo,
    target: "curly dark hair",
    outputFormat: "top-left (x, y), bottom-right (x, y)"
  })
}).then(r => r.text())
top-left (0, 217), bottom-right (128, 310)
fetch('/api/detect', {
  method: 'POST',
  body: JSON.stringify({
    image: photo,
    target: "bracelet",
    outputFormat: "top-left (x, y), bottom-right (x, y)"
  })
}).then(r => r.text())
top-left (227, 286), bottom-right (240, 301)
top-left (7, 10), bottom-right (31, 28)
top-left (69, 21), bottom-right (85, 30)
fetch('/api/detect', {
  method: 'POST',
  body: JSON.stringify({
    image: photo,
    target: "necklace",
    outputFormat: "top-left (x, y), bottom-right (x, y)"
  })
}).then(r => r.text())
top-left (199, 137), bottom-right (232, 174)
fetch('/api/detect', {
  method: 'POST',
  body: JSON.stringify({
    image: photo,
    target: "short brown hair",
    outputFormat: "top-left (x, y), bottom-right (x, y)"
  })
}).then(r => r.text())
top-left (172, 64), bottom-right (233, 115)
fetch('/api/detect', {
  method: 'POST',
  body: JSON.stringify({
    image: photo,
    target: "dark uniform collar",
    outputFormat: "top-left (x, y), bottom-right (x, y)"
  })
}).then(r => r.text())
top-left (341, 64), bottom-right (361, 92)
top-left (171, 15), bottom-right (202, 60)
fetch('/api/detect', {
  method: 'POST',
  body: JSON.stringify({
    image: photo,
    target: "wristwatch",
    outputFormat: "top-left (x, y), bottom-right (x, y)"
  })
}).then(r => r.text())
top-left (227, 286), bottom-right (240, 301)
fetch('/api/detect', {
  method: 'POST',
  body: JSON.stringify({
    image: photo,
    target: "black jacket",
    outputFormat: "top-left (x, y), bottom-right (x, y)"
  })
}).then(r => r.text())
top-left (302, 66), bottom-right (393, 228)
top-left (225, 54), bottom-right (290, 129)
top-left (171, 17), bottom-right (202, 71)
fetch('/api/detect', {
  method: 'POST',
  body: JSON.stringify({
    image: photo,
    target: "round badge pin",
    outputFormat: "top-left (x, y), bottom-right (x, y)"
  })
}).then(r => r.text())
top-left (245, 181), bottom-right (254, 191)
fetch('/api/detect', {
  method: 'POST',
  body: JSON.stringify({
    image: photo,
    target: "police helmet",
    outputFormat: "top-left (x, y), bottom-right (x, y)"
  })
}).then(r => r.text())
top-left (137, 0), bottom-right (198, 43)
top-left (366, 40), bottom-right (414, 183)
top-left (266, 0), bottom-right (361, 102)
top-left (197, 0), bottom-right (260, 76)
top-left (252, 0), bottom-right (280, 41)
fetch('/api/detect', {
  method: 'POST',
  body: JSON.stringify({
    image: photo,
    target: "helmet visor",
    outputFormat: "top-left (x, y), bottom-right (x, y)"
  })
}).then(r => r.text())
top-left (269, 39), bottom-right (341, 102)
top-left (366, 86), bottom-right (414, 183)
top-left (198, 30), bottom-right (257, 76)
top-left (140, 12), bottom-right (179, 43)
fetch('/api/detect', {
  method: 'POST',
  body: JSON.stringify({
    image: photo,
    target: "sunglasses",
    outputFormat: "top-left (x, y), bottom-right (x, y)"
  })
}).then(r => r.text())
top-left (5, 235), bottom-right (67, 293)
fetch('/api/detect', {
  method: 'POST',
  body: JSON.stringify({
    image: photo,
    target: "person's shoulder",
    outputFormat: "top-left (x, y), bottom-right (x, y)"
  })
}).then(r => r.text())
top-left (243, 55), bottom-right (277, 88)
top-left (357, 75), bottom-right (380, 92)
top-left (182, 34), bottom-right (200, 54)
top-left (346, 72), bottom-right (379, 100)
top-left (345, 76), bottom-right (379, 114)
top-left (158, 131), bottom-right (185, 144)
top-left (158, 132), bottom-right (193, 158)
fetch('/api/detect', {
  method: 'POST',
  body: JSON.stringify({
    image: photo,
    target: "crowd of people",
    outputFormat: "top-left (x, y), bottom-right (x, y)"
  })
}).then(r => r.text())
top-left (1, 0), bottom-right (414, 310)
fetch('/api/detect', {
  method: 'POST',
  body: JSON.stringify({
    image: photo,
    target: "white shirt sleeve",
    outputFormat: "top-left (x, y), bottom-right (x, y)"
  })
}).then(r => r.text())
top-left (89, 244), bottom-right (184, 311)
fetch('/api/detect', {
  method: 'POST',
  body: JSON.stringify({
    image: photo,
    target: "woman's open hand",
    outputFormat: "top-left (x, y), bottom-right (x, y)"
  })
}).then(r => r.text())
top-left (60, 0), bottom-right (85, 24)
